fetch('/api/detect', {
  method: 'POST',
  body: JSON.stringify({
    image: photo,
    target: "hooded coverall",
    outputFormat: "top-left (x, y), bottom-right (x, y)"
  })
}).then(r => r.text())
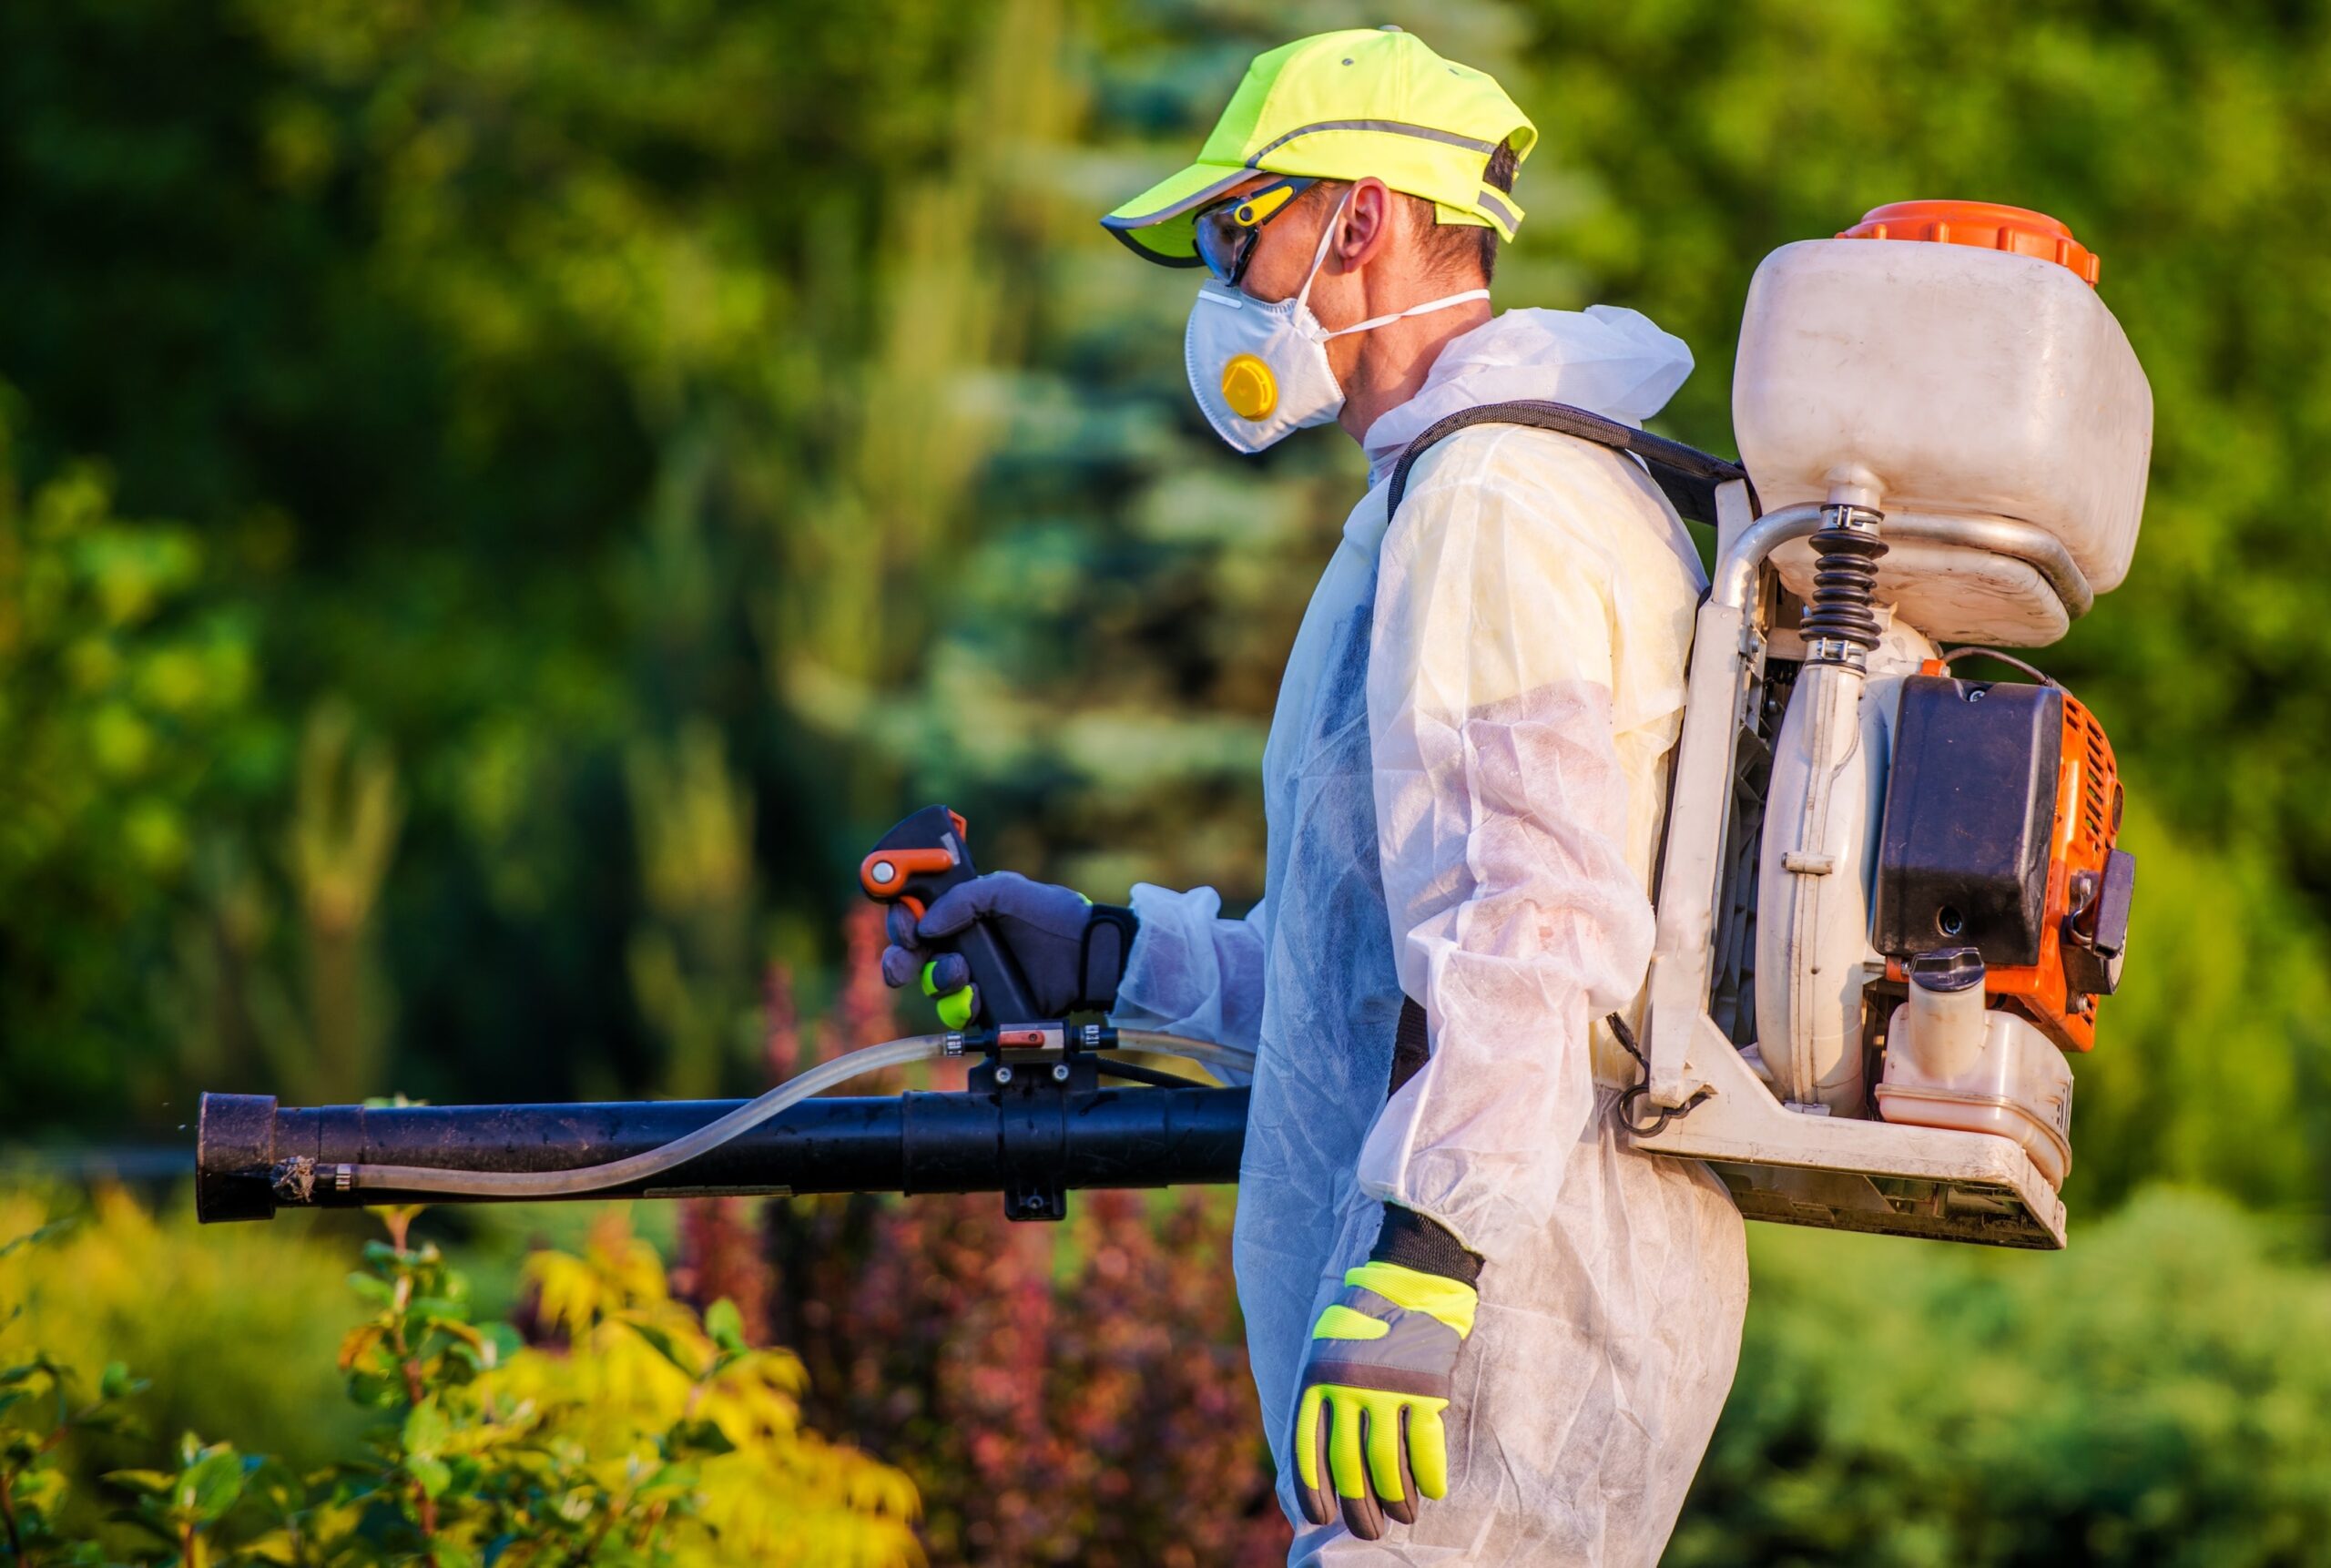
top-left (1113, 305), bottom-right (1751, 1565)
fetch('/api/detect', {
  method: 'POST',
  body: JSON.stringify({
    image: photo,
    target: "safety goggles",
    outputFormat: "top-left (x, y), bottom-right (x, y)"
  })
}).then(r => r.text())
top-left (1192, 176), bottom-right (1321, 286)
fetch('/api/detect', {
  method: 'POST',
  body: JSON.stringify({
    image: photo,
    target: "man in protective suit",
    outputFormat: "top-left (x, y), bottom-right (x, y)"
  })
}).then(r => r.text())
top-left (884, 27), bottom-right (1748, 1565)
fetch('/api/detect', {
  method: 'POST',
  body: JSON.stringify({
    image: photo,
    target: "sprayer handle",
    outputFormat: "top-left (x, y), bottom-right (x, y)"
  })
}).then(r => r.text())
top-left (859, 804), bottom-right (1043, 1027)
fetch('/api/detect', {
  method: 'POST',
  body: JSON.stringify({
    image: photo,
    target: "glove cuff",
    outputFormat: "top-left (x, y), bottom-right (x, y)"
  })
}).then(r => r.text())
top-left (1369, 1204), bottom-right (1484, 1288)
top-left (1078, 903), bottom-right (1139, 1011)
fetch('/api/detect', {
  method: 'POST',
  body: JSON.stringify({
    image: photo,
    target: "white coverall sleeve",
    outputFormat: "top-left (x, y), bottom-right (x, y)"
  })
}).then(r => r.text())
top-left (1355, 453), bottom-right (1658, 1259)
top-left (1109, 884), bottom-right (1267, 1053)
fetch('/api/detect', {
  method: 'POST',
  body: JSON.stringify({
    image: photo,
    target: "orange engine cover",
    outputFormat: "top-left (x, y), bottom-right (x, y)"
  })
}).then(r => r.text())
top-left (1887, 662), bottom-right (2126, 1051)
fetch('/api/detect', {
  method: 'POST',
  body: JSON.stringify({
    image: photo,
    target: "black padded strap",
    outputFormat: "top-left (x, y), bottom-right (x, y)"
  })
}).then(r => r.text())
top-left (1388, 994), bottom-right (1431, 1098)
top-left (1391, 993), bottom-right (1633, 1102)
top-left (1384, 399), bottom-right (1747, 527)
top-left (1368, 402), bottom-right (1725, 1167)
top-left (1374, 1003), bottom-right (1484, 1286)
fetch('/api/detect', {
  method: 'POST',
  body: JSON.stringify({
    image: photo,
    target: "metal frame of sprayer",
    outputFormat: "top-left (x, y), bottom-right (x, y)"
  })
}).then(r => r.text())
top-left (1629, 477), bottom-right (2099, 1249)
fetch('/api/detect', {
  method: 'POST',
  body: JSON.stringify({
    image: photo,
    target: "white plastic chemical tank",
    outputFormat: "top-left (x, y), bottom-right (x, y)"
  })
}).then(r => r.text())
top-left (1734, 200), bottom-right (2153, 647)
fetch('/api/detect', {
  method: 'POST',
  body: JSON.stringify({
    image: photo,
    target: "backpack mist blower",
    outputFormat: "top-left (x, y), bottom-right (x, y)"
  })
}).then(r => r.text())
top-left (197, 200), bottom-right (2146, 1252)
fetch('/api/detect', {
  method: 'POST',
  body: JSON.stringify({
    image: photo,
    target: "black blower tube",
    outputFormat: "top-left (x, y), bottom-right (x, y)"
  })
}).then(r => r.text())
top-left (195, 1085), bottom-right (1250, 1222)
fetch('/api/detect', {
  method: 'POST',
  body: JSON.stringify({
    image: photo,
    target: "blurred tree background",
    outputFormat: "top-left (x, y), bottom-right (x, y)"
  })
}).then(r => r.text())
top-left (5, 0), bottom-right (2331, 1562)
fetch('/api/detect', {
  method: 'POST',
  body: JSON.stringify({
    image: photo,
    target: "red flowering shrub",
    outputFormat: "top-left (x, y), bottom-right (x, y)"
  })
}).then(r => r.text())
top-left (670, 1195), bottom-right (770, 1348)
top-left (760, 1186), bottom-right (1285, 1568)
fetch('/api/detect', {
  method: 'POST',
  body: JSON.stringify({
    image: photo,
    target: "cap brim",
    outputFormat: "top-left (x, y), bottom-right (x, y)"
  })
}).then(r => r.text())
top-left (1100, 162), bottom-right (1258, 268)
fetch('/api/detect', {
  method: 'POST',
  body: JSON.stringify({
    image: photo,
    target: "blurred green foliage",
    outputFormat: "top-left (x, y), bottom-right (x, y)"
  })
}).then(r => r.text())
top-left (5, 0), bottom-right (2331, 1558)
top-left (5, 0), bottom-right (2328, 1209)
top-left (1684, 1190), bottom-right (2331, 1567)
top-left (0, 414), bottom-right (263, 1115)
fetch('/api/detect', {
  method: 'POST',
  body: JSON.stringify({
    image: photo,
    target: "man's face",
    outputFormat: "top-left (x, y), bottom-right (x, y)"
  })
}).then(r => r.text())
top-left (1192, 175), bottom-right (1444, 402)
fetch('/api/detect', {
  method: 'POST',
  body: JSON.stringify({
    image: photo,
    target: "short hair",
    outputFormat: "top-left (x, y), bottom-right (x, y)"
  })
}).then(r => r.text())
top-left (1298, 138), bottom-right (1522, 285)
top-left (1410, 137), bottom-right (1522, 285)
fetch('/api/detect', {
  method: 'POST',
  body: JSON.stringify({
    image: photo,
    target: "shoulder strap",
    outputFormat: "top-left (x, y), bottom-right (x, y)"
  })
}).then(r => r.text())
top-left (1383, 399), bottom-right (1748, 526)
top-left (1377, 399), bottom-right (1742, 1110)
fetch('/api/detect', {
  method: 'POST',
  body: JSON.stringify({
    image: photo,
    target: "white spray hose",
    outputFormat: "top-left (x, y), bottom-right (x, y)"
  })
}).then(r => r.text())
top-left (345, 1031), bottom-right (1255, 1199)
top-left (1114, 1030), bottom-right (1257, 1082)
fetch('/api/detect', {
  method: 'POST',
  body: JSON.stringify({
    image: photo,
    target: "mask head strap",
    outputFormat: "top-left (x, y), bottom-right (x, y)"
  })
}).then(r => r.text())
top-left (1292, 187), bottom-right (1490, 338)
top-left (1294, 188), bottom-right (1352, 313)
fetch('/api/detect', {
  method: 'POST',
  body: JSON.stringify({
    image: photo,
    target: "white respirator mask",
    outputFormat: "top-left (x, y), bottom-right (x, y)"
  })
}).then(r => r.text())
top-left (1185, 189), bottom-right (1490, 454)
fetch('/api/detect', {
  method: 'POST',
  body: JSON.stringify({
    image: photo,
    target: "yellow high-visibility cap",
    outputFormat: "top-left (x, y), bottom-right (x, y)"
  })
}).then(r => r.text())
top-left (1103, 28), bottom-right (1537, 268)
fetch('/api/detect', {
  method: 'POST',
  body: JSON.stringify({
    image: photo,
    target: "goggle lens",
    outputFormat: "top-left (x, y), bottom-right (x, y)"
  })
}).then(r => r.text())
top-left (1192, 178), bottom-right (1315, 285)
top-left (1194, 209), bottom-right (1255, 283)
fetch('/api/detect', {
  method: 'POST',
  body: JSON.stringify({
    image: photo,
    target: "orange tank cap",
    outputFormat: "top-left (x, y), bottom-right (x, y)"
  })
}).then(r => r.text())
top-left (1837, 199), bottom-right (2101, 287)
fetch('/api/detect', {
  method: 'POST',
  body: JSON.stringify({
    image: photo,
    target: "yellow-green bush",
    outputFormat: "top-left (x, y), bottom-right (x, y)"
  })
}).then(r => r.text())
top-left (514, 1215), bottom-right (920, 1563)
top-left (0, 1187), bottom-right (360, 1468)
top-left (0, 1194), bottom-right (921, 1566)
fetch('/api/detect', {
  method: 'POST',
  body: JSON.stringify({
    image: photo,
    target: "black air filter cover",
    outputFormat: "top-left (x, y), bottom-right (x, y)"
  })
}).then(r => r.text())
top-left (1872, 675), bottom-right (2061, 967)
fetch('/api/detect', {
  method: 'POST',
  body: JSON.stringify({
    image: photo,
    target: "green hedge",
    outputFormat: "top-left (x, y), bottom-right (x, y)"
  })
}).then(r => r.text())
top-left (1677, 1189), bottom-right (2331, 1567)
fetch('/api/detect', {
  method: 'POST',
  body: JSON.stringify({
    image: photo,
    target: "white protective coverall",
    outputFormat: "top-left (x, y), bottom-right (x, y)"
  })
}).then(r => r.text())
top-left (1113, 306), bottom-right (1751, 1565)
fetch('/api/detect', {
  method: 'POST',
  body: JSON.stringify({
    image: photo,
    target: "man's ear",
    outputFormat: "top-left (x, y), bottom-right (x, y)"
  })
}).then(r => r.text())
top-left (1330, 178), bottom-right (1397, 273)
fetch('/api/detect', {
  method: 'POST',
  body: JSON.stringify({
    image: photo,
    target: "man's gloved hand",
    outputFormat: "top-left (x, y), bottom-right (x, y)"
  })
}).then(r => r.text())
top-left (878, 871), bottom-right (1138, 1028)
top-left (1296, 1256), bottom-right (1478, 1542)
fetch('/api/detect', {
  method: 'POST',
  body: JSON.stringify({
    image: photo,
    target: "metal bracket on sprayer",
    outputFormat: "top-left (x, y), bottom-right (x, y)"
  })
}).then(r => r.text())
top-left (930, 1019), bottom-right (1194, 1222)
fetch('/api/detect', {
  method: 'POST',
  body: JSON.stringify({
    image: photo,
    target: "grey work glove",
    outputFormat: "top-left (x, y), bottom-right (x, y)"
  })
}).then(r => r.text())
top-left (878, 871), bottom-right (1138, 1025)
top-left (1295, 1257), bottom-right (1478, 1541)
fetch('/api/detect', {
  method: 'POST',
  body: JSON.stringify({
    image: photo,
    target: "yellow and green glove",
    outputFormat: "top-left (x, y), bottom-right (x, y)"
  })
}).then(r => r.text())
top-left (1294, 1254), bottom-right (1478, 1541)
